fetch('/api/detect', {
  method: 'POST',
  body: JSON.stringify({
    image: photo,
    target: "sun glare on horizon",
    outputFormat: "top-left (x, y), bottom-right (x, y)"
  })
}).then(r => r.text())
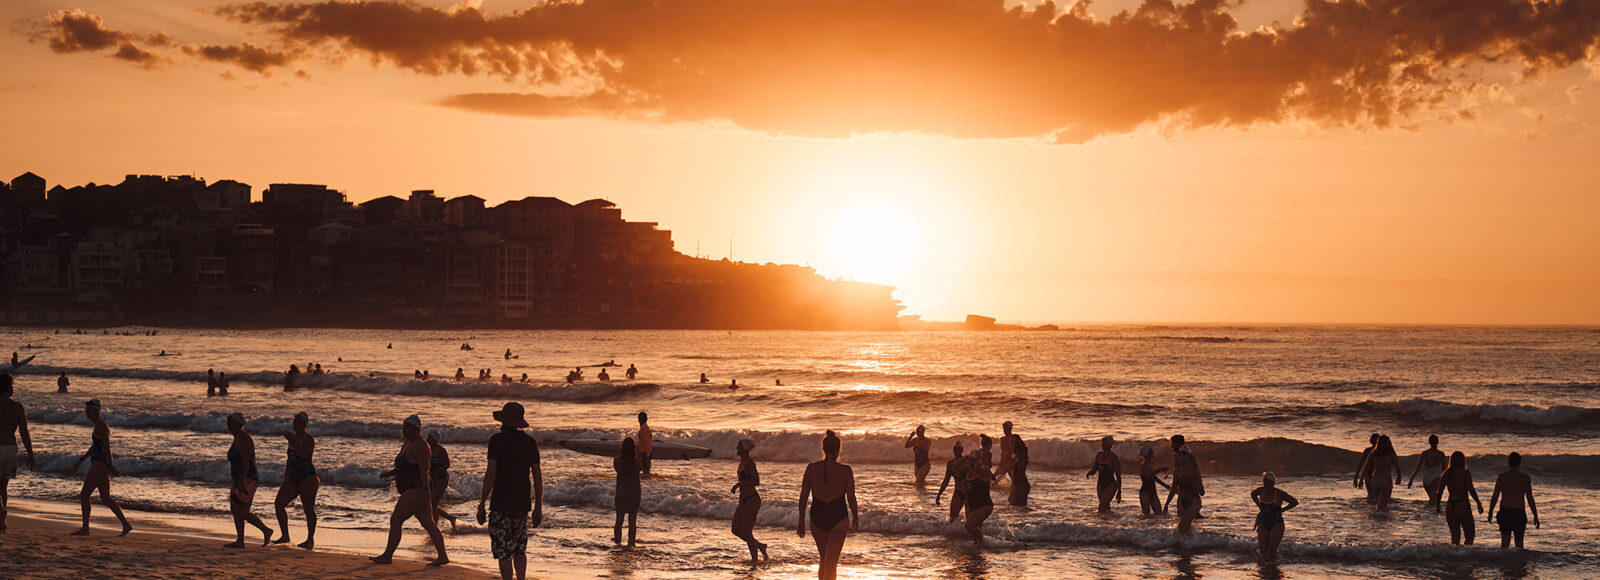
top-left (825, 201), bottom-right (922, 284)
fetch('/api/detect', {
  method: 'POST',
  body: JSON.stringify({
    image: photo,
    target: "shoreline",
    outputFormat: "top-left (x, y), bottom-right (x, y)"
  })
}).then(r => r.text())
top-left (2, 498), bottom-right (515, 578)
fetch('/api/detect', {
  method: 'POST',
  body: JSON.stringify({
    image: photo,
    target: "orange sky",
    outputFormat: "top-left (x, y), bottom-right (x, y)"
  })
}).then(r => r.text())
top-left (4, 0), bottom-right (1599, 324)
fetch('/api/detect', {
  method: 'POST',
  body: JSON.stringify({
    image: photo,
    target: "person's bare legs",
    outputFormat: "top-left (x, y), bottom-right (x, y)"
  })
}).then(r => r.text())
top-left (497, 553), bottom-right (529, 580)
top-left (626, 511), bottom-right (637, 547)
top-left (273, 481), bottom-right (298, 543)
top-left (410, 499), bottom-right (449, 566)
top-left (1097, 483), bottom-right (1115, 513)
top-left (95, 477), bottom-right (132, 536)
top-left (613, 512), bottom-right (624, 544)
top-left (1447, 504), bottom-right (1464, 544)
top-left (1263, 524), bottom-right (1284, 560)
top-left (1177, 496), bottom-right (1201, 534)
top-left (225, 498), bottom-right (273, 547)
top-left (372, 490), bottom-right (430, 563)
top-left (812, 520), bottom-right (849, 580)
top-left (947, 496), bottom-right (963, 523)
top-left (297, 478), bottom-right (319, 549)
top-left (732, 496), bottom-right (766, 560)
top-left (965, 505), bottom-right (993, 546)
top-left (73, 471), bottom-right (96, 535)
top-left (914, 463), bottom-right (930, 486)
top-left (430, 484), bottom-right (457, 532)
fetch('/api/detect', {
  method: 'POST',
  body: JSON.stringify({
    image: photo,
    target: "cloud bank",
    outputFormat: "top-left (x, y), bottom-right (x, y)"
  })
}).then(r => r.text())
top-left (31, 0), bottom-right (1600, 141)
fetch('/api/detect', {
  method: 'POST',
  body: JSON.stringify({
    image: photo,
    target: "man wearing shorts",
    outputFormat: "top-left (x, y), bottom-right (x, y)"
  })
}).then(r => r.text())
top-left (2, 373), bottom-right (38, 532)
top-left (1487, 452), bottom-right (1540, 549)
top-left (479, 402), bottom-right (543, 580)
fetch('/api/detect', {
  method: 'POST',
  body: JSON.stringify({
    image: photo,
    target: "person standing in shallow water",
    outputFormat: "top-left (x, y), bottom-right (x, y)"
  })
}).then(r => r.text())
top-left (935, 441), bottom-right (968, 523)
top-left (1008, 435), bottom-right (1030, 506)
top-left (71, 399), bottom-right (132, 537)
top-left (799, 430), bottom-right (858, 580)
top-left (994, 421), bottom-right (1015, 483)
top-left (730, 439), bottom-right (768, 561)
top-left (57, 371), bottom-right (69, 394)
top-left (273, 412), bottom-right (319, 549)
top-left (904, 425), bottom-right (931, 486)
top-left (479, 402), bottom-right (543, 580)
top-left (963, 448), bottom-right (996, 546)
top-left (1359, 435), bottom-right (1403, 512)
top-left (614, 437), bottom-right (641, 546)
top-left (223, 412), bottom-right (270, 546)
top-left (1137, 447), bottom-right (1171, 515)
top-left (1407, 435), bottom-right (1447, 513)
top-left (636, 412), bottom-right (653, 476)
top-left (372, 414), bottom-right (449, 566)
top-left (1164, 435), bottom-right (1204, 534)
top-left (284, 365), bottom-right (300, 392)
top-left (1251, 472), bottom-right (1298, 561)
top-left (1355, 433), bottom-right (1379, 504)
top-left (1441, 451), bottom-right (1484, 545)
top-left (1487, 452), bottom-right (1540, 549)
top-left (1086, 435), bottom-right (1122, 513)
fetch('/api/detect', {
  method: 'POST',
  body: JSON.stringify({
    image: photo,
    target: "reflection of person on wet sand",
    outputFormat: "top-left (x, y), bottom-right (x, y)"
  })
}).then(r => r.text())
top-left (223, 412), bottom-right (269, 547)
top-left (730, 439), bottom-right (767, 561)
top-left (1487, 452), bottom-right (1540, 549)
top-left (935, 441), bottom-right (967, 523)
top-left (1407, 435), bottom-right (1447, 513)
top-left (798, 431), bottom-right (857, 580)
top-left (904, 426), bottom-right (931, 485)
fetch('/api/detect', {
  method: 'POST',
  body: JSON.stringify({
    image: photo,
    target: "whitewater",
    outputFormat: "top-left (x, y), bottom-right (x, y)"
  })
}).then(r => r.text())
top-left (4, 325), bottom-right (1597, 578)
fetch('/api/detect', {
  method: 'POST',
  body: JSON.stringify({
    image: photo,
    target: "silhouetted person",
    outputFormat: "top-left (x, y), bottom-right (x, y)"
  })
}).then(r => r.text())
top-left (731, 439), bottom-right (768, 561)
top-left (729, 378), bottom-right (738, 389)
top-left (1407, 435), bottom-right (1447, 513)
top-left (904, 426), bottom-right (931, 485)
top-left (520, 373), bottom-right (529, 383)
top-left (206, 369), bottom-right (217, 397)
top-left (218, 372), bottom-right (230, 396)
top-left (572, 367), bottom-right (583, 381)
top-left (994, 421), bottom-right (1015, 482)
top-left (372, 415), bottom-right (448, 566)
top-left (1355, 433), bottom-right (1379, 504)
top-left (1488, 452), bottom-right (1540, 549)
top-left (8, 353), bottom-right (15, 366)
top-left (775, 378), bottom-right (782, 386)
top-left (1251, 472), bottom-right (1298, 561)
top-left (423, 370), bottom-right (430, 380)
top-left (1087, 435), bottom-right (1122, 512)
top-left (504, 349), bottom-right (512, 360)
top-left (798, 431), bottom-right (857, 580)
top-left (598, 369), bottom-right (610, 382)
top-left (1359, 435), bottom-right (1402, 512)
top-left (1008, 435), bottom-right (1030, 506)
top-left (935, 441), bottom-right (967, 522)
top-left (285, 364), bottom-right (300, 392)
top-left (1442, 451), bottom-right (1484, 545)
top-left (72, 399), bottom-right (132, 536)
top-left (625, 364), bottom-right (637, 380)
top-left (1137, 446), bottom-right (1171, 515)
top-left (273, 412), bottom-right (319, 549)
top-left (2, 374), bottom-right (37, 532)
top-left (614, 437), bottom-right (641, 546)
top-left (1164, 435), bottom-right (1205, 534)
top-left (963, 447), bottom-right (996, 546)
top-left (456, 368), bottom-right (466, 382)
top-left (223, 412), bottom-right (270, 547)
top-left (478, 402), bottom-right (543, 580)
top-left (699, 373), bottom-right (709, 384)
top-left (387, 343), bottom-right (393, 349)
top-left (426, 431), bottom-right (458, 531)
top-left (57, 371), bottom-right (69, 394)
top-left (313, 364), bottom-right (323, 376)
top-left (637, 412), bottom-right (653, 475)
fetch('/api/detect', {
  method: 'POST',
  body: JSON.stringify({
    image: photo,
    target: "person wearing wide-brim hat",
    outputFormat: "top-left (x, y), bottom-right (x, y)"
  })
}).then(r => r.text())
top-left (371, 414), bottom-right (449, 567)
top-left (480, 402), bottom-right (542, 580)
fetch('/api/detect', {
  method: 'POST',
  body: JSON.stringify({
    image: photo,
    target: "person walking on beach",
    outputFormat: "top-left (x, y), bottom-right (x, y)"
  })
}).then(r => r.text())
top-left (1251, 472), bottom-right (1298, 561)
top-left (1359, 435), bottom-right (1403, 512)
top-left (57, 371), bottom-right (69, 394)
top-left (1087, 435), bottom-right (1123, 513)
top-left (1164, 435), bottom-right (1205, 534)
top-left (1487, 452), bottom-right (1540, 549)
top-left (994, 421), bottom-right (1015, 483)
top-left (1137, 447), bottom-right (1171, 515)
top-left (426, 431), bottom-right (458, 531)
top-left (1406, 435), bottom-right (1447, 513)
top-left (223, 412), bottom-right (271, 547)
top-left (613, 437), bottom-right (642, 546)
top-left (1355, 433), bottom-right (1379, 504)
top-left (372, 414), bottom-right (449, 566)
top-left (1008, 435), bottom-right (1030, 506)
top-left (935, 441), bottom-right (968, 523)
top-left (273, 412), bottom-right (319, 549)
top-left (798, 430), bottom-right (857, 580)
top-left (731, 439), bottom-right (768, 561)
top-left (71, 399), bottom-right (132, 537)
top-left (963, 447), bottom-right (996, 546)
top-left (904, 425), bottom-right (931, 486)
top-left (636, 412), bottom-right (653, 476)
top-left (1, 374), bottom-right (37, 532)
top-left (478, 402), bottom-right (543, 580)
top-left (1442, 451), bottom-right (1484, 545)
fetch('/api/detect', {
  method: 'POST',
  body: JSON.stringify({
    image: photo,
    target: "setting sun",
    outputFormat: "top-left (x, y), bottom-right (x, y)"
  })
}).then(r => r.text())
top-left (826, 203), bottom-right (921, 282)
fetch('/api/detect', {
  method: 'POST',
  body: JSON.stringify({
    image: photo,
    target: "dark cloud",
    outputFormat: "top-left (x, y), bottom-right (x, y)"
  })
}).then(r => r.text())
top-left (33, 9), bottom-right (295, 74)
top-left (185, 43), bottom-right (299, 73)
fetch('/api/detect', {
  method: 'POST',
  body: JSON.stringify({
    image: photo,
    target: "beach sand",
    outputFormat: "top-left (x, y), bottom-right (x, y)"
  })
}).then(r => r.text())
top-left (1, 499), bottom-right (505, 578)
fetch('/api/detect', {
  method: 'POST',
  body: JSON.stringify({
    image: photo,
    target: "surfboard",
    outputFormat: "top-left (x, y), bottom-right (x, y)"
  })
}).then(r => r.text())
top-left (5, 354), bottom-right (36, 372)
top-left (559, 439), bottom-right (713, 460)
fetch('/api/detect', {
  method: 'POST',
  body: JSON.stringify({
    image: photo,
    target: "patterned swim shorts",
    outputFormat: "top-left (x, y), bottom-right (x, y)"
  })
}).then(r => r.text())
top-left (489, 511), bottom-right (529, 560)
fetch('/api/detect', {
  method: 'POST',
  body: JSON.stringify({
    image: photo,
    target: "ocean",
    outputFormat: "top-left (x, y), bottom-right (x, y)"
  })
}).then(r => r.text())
top-left (5, 325), bottom-right (1598, 578)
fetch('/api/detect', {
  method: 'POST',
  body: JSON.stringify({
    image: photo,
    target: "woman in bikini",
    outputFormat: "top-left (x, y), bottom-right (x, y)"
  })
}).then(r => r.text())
top-left (273, 412), bottom-right (319, 549)
top-left (798, 430), bottom-right (858, 580)
top-left (1406, 435), bottom-right (1447, 513)
top-left (730, 439), bottom-right (768, 561)
top-left (1086, 435), bottom-right (1122, 513)
top-left (1138, 446), bottom-right (1171, 515)
top-left (1441, 451), bottom-right (1484, 545)
top-left (71, 399), bottom-right (132, 536)
top-left (371, 414), bottom-right (449, 566)
top-left (934, 441), bottom-right (968, 523)
top-left (963, 448), bottom-right (996, 546)
top-left (1360, 435), bottom-right (1403, 512)
top-left (426, 431), bottom-right (458, 531)
top-left (224, 412), bottom-right (272, 547)
top-left (1251, 472), bottom-right (1299, 561)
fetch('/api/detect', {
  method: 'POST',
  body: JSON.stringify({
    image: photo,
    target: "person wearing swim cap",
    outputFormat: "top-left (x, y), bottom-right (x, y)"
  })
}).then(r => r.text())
top-left (731, 438), bottom-right (768, 561)
top-left (1086, 435), bottom-right (1123, 513)
top-left (1137, 446), bottom-right (1171, 515)
top-left (223, 411), bottom-right (272, 547)
top-left (904, 426), bottom-right (932, 486)
top-left (426, 430), bottom-right (458, 531)
top-left (273, 411), bottom-right (320, 549)
top-left (372, 414), bottom-right (449, 567)
top-left (72, 399), bottom-right (132, 537)
top-left (1251, 471), bottom-right (1299, 561)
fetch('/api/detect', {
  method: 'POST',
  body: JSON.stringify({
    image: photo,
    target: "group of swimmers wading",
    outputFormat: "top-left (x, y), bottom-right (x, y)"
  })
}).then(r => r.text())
top-left (1356, 433), bottom-right (1540, 549)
